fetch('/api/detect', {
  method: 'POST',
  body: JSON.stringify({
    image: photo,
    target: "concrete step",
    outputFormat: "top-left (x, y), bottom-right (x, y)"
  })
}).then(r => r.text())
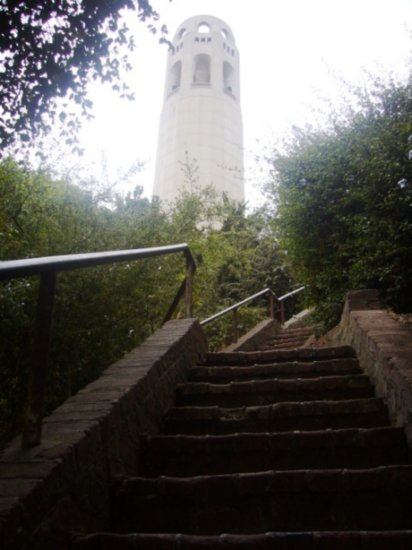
top-left (271, 327), bottom-right (313, 337)
top-left (206, 346), bottom-right (356, 366)
top-left (142, 427), bottom-right (408, 477)
top-left (262, 328), bottom-right (314, 349)
top-left (277, 327), bottom-right (314, 335)
top-left (113, 466), bottom-right (412, 534)
top-left (189, 358), bottom-right (361, 383)
top-left (260, 341), bottom-right (312, 351)
top-left (270, 334), bottom-right (313, 343)
top-left (68, 341), bottom-right (412, 548)
top-left (175, 375), bottom-right (374, 407)
top-left (73, 530), bottom-right (412, 549)
top-left (161, 398), bottom-right (389, 435)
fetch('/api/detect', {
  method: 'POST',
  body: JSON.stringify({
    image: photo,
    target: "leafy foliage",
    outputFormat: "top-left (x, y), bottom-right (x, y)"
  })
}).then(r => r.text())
top-left (264, 75), bottom-right (412, 327)
top-left (0, 0), bottom-right (167, 153)
top-left (0, 160), bottom-right (294, 446)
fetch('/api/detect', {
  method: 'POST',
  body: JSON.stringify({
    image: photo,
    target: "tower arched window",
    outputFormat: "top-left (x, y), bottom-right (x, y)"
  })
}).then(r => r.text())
top-left (169, 61), bottom-right (181, 93)
top-left (198, 22), bottom-right (210, 34)
top-left (193, 54), bottom-right (211, 85)
top-left (223, 61), bottom-right (235, 95)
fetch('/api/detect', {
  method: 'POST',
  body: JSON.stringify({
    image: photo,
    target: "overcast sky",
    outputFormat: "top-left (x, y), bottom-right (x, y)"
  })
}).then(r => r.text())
top-left (75, 0), bottom-right (411, 205)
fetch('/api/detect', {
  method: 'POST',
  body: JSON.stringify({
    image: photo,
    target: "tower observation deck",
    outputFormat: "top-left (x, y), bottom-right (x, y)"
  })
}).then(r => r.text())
top-left (153, 15), bottom-right (244, 204)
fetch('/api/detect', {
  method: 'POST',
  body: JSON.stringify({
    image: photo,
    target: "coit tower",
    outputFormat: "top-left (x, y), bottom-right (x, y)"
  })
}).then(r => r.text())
top-left (153, 15), bottom-right (244, 204)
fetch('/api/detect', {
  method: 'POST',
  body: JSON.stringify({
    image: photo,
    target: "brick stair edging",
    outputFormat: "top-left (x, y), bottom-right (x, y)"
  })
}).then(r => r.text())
top-left (224, 309), bottom-right (315, 353)
top-left (282, 307), bottom-right (314, 329)
top-left (0, 319), bottom-right (207, 550)
top-left (326, 289), bottom-right (412, 443)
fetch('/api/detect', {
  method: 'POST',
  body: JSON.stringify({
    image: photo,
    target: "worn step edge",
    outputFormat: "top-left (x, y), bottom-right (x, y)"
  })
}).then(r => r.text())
top-left (263, 342), bottom-right (311, 350)
top-left (72, 530), bottom-right (412, 549)
top-left (274, 328), bottom-right (314, 336)
top-left (261, 344), bottom-right (309, 350)
top-left (177, 375), bottom-right (373, 395)
top-left (267, 336), bottom-right (312, 344)
top-left (143, 427), bottom-right (409, 476)
top-left (163, 398), bottom-right (387, 421)
top-left (175, 377), bottom-right (374, 407)
top-left (118, 465), bottom-right (412, 497)
top-left (273, 330), bottom-right (314, 337)
top-left (189, 359), bottom-right (361, 381)
top-left (267, 336), bottom-right (311, 343)
top-left (144, 427), bottom-right (407, 454)
top-left (206, 346), bottom-right (356, 365)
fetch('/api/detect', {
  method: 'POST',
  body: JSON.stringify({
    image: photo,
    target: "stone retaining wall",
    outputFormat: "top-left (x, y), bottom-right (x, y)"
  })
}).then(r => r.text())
top-left (327, 290), bottom-right (412, 444)
top-left (0, 319), bottom-right (207, 549)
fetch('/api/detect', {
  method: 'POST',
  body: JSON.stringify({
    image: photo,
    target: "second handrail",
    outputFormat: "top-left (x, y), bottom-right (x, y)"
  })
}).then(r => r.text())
top-left (200, 285), bottom-right (305, 342)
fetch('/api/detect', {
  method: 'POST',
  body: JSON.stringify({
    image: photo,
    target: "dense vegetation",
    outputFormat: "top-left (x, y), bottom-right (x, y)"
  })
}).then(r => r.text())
top-left (0, 160), bottom-right (293, 446)
top-left (2, 1), bottom-right (411, 451)
top-left (3, 70), bottom-right (412, 447)
top-left (264, 74), bottom-right (412, 328)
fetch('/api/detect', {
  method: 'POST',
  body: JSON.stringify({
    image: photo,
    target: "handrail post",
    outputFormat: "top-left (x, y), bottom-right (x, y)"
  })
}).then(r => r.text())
top-left (269, 293), bottom-right (275, 319)
top-left (22, 270), bottom-right (56, 449)
top-left (185, 257), bottom-right (194, 318)
top-left (280, 300), bottom-right (285, 325)
top-left (232, 308), bottom-right (238, 343)
top-left (162, 279), bottom-right (187, 324)
top-left (0, 244), bottom-right (197, 448)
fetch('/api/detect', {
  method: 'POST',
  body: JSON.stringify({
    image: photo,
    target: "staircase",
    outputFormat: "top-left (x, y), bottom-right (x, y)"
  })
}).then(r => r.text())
top-left (259, 325), bottom-right (314, 350)
top-left (74, 345), bottom-right (412, 548)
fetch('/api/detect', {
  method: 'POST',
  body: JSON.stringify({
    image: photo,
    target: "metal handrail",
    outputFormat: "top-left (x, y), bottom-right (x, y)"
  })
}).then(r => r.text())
top-left (200, 288), bottom-right (276, 325)
top-left (0, 244), bottom-right (196, 280)
top-left (278, 286), bottom-right (305, 302)
top-left (200, 285), bottom-right (305, 342)
top-left (0, 243), bottom-right (196, 449)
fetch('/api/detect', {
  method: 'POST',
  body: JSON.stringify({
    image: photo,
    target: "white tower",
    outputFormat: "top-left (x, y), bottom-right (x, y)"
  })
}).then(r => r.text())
top-left (153, 15), bottom-right (244, 204)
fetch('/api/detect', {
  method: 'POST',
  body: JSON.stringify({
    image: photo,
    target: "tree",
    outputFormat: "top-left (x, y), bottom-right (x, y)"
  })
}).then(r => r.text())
top-left (0, 160), bottom-right (175, 446)
top-left (160, 191), bottom-right (295, 348)
top-left (0, 0), bottom-right (168, 154)
top-left (264, 74), bottom-right (412, 327)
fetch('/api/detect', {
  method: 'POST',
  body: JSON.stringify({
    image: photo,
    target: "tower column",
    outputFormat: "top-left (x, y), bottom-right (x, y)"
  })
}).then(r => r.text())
top-left (153, 15), bottom-right (244, 205)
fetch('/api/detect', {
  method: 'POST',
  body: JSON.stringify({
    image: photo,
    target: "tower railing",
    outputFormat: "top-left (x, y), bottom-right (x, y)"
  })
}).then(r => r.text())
top-left (0, 244), bottom-right (196, 449)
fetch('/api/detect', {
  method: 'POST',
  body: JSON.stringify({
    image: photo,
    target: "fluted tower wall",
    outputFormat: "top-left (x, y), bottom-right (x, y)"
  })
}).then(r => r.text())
top-left (153, 15), bottom-right (244, 204)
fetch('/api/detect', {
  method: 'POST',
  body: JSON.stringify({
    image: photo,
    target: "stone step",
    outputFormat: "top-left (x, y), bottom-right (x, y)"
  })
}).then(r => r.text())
top-left (142, 427), bottom-right (408, 477)
top-left (277, 327), bottom-right (313, 335)
top-left (175, 375), bottom-right (374, 407)
top-left (273, 326), bottom-right (313, 335)
top-left (206, 346), bottom-right (356, 366)
top-left (113, 466), bottom-right (412, 534)
top-left (265, 330), bottom-right (313, 346)
top-left (189, 358), bottom-right (361, 383)
top-left (72, 530), bottom-right (412, 549)
top-left (267, 337), bottom-right (310, 344)
top-left (68, 340), bottom-right (412, 548)
top-left (160, 398), bottom-right (389, 435)
top-left (267, 332), bottom-right (311, 341)
top-left (272, 333), bottom-right (308, 338)
top-left (261, 341), bottom-right (311, 350)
